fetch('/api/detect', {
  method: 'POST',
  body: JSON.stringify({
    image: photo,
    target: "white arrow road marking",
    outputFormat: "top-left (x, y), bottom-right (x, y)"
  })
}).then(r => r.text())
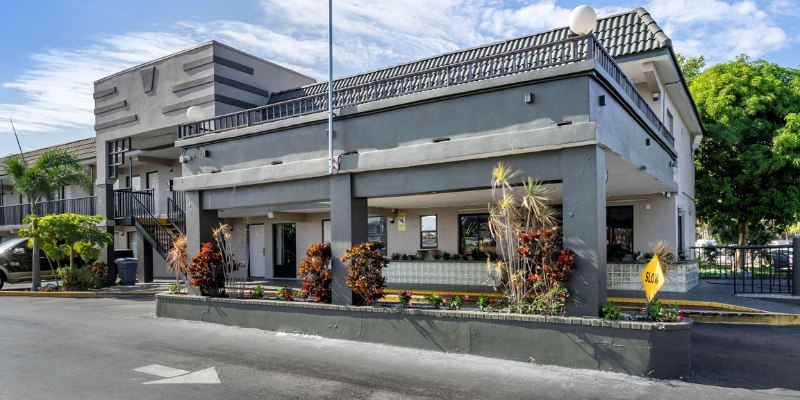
top-left (143, 367), bottom-right (220, 385)
top-left (134, 364), bottom-right (189, 378)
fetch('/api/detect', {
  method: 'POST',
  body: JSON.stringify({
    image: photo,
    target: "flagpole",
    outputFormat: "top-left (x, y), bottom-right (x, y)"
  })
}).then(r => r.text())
top-left (327, 0), bottom-right (334, 175)
top-left (10, 114), bottom-right (26, 162)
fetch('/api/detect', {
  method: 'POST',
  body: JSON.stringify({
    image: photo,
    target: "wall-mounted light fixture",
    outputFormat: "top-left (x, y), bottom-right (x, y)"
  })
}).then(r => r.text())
top-left (390, 208), bottom-right (398, 224)
top-left (638, 165), bottom-right (647, 171)
top-left (652, 92), bottom-right (660, 101)
top-left (524, 92), bottom-right (535, 104)
top-left (677, 205), bottom-right (685, 216)
top-left (599, 95), bottom-right (606, 106)
top-left (670, 160), bottom-right (678, 174)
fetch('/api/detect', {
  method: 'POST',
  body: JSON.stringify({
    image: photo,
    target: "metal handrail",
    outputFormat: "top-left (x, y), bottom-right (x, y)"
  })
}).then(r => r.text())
top-left (0, 196), bottom-right (97, 226)
top-left (128, 190), bottom-right (177, 256)
top-left (167, 191), bottom-right (186, 235)
top-left (113, 189), bottom-right (153, 219)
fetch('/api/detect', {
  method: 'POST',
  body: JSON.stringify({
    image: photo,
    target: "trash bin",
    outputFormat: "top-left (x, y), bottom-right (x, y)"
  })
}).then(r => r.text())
top-left (116, 258), bottom-right (138, 286)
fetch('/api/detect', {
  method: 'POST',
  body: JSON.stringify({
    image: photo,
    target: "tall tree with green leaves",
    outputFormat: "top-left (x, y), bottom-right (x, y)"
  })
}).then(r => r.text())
top-left (692, 56), bottom-right (800, 246)
top-left (3, 149), bottom-right (92, 290)
top-left (675, 53), bottom-right (706, 87)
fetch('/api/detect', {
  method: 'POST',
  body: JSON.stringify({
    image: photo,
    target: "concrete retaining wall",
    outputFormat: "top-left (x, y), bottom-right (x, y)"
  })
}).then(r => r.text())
top-left (156, 294), bottom-right (691, 378)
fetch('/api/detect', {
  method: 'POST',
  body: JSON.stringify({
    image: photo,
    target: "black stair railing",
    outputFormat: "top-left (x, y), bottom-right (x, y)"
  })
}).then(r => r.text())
top-left (128, 190), bottom-right (176, 257)
top-left (167, 191), bottom-right (186, 235)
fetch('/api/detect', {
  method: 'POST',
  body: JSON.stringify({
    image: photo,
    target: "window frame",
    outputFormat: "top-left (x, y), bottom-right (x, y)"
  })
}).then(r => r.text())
top-left (419, 214), bottom-right (438, 249)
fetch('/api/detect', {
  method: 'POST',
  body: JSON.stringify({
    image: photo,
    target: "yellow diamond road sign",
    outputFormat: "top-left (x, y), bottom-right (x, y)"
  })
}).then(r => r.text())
top-left (641, 255), bottom-right (665, 301)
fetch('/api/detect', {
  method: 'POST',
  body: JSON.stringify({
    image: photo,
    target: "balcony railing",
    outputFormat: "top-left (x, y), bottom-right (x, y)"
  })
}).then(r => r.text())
top-left (177, 34), bottom-right (674, 147)
top-left (167, 190), bottom-right (186, 235)
top-left (0, 203), bottom-right (32, 226)
top-left (114, 189), bottom-right (154, 219)
top-left (0, 196), bottom-right (97, 226)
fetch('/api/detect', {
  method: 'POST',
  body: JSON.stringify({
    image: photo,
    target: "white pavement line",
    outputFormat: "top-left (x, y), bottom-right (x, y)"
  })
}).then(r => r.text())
top-left (143, 367), bottom-right (221, 384)
top-left (134, 364), bottom-right (190, 378)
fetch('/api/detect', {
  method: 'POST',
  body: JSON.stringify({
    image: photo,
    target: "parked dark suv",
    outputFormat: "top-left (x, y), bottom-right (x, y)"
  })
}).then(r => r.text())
top-left (0, 237), bottom-right (53, 289)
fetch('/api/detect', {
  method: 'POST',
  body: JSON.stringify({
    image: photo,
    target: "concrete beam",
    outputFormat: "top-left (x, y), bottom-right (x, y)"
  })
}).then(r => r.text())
top-left (201, 177), bottom-right (330, 210)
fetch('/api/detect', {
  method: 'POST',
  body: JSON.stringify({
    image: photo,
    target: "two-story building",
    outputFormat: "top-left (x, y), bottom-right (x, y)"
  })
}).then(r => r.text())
top-left (0, 138), bottom-right (98, 243)
top-left (93, 7), bottom-right (702, 315)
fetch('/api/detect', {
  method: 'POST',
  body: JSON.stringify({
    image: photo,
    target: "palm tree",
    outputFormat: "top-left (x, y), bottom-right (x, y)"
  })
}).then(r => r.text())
top-left (3, 149), bottom-right (92, 290)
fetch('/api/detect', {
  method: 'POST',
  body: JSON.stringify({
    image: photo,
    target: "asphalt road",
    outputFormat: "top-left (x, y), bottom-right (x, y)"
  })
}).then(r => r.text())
top-left (0, 297), bottom-right (798, 400)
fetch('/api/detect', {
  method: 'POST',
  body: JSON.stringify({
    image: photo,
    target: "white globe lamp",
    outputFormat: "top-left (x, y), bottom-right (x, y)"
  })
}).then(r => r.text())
top-left (186, 106), bottom-right (205, 122)
top-left (569, 5), bottom-right (597, 35)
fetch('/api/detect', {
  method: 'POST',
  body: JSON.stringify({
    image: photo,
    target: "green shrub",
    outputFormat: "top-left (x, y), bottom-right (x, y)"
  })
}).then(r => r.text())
top-left (168, 283), bottom-right (179, 294)
top-left (601, 302), bottom-right (622, 320)
top-left (476, 294), bottom-right (491, 311)
top-left (250, 283), bottom-right (265, 299)
top-left (424, 293), bottom-right (443, 309)
top-left (397, 290), bottom-right (412, 308)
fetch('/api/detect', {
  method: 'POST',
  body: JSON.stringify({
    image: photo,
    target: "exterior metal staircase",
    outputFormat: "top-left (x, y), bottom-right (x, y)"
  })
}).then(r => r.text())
top-left (114, 189), bottom-right (185, 259)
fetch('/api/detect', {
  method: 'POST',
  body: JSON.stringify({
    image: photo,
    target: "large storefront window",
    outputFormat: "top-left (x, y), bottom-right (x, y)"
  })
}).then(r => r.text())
top-left (607, 206), bottom-right (634, 261)
top-left (459, 214), bottom-right (496, 258)
top-left (367, 216), bottom-right (387, 254)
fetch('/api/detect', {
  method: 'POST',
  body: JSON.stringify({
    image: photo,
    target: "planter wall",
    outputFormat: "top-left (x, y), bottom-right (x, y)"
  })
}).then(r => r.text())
top-left (608, 261), bottom-right (699, 293)
top-left (384, 260), bottom-right (495, 286)
top-left (156, 294), bottom-right (692, 378)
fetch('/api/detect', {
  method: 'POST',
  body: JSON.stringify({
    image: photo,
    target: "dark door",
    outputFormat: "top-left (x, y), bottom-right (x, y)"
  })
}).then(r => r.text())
top-left (273, 223), bottom-right (296, 278)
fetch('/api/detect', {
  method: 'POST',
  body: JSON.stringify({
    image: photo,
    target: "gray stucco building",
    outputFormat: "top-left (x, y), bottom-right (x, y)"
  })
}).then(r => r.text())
top-left (85, 7), bottom-right (702, 315)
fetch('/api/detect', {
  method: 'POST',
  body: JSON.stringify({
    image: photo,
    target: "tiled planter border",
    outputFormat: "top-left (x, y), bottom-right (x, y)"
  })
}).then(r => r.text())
top-left (608, 261), bottom-right (699, 293)
top-left (156, 294), bottom-right (691, 378)
top-left (383, 260), bottom-right (496, 286)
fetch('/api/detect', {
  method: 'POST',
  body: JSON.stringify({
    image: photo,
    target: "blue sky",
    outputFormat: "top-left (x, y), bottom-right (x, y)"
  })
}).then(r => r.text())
top-left (1, 0), bottom-right (798, 156)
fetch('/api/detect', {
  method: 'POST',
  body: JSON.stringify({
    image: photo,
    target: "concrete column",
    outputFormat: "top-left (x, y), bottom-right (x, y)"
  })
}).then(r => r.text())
top-left (96, 180), bottom-right (117, 286)
top-left (561, 146), bottom-right (606, 316)
top-left (185, 190), bottom-right (218, 294)
top-left (330, 174), bottom-right (368, 305)
top-left (135, 236), bottom-right (153, 283)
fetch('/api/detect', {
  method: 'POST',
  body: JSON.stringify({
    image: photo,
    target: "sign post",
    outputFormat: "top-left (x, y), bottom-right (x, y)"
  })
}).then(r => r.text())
top-left (641, 255), bottom-right (665, 302)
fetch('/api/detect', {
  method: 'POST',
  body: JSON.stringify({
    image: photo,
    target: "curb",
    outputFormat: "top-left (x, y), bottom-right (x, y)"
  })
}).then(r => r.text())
top-left (0, 290), bottom-right (162, 298)
top-left (607, 296), bottom-right (765, 313)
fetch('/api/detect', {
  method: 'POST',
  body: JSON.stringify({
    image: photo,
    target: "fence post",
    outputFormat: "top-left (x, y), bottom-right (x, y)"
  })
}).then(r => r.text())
top-left (793, 237), bottom-right (800, 296)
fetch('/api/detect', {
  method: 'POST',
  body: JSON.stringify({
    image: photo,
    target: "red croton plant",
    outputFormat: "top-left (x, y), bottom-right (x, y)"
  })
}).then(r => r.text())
top-left (342, 242), bottom-right (388, 305)
top-left (299, 242), bottom-right (333, 303)
top-left (188, 242), bottom-right (224, 297)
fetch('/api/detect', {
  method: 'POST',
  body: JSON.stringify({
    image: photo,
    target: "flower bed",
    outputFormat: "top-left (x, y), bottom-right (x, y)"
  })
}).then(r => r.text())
top-left (156, 293), bottom-right (691, 379)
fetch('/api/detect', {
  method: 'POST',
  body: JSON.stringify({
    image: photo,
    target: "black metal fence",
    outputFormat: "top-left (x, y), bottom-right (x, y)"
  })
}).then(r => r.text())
top-left (691, 244), bottom-right (795, 294)
top-left (0, 203), bottom-right (31, 226)
top-left (0, 196), bottom-right (97, 226)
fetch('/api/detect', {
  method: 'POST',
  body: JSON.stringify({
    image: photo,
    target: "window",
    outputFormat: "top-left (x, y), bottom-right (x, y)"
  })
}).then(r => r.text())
top-left (606, 206), bottom-right (634, 261)
top-left (420, 215), bottom-right (438, 249)
top-left (367, 216), bottom-right (387, 254)
top-left (458, 214), bottom-right (496, 257)
top-left (107, 138), bottom-right (129, 179)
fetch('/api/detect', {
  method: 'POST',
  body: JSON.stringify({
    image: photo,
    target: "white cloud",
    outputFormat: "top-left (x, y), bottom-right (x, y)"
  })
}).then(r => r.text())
top-left (0, 32), bottom-right (196, 153)
top-left (645, 0), bottom-right (790, 61)
top-left (0, 0), bottom-right (795, 154)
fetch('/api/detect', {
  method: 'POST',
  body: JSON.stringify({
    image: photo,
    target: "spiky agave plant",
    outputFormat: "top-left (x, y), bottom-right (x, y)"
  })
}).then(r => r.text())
top-left (165, 235), bottom-right (188, 293)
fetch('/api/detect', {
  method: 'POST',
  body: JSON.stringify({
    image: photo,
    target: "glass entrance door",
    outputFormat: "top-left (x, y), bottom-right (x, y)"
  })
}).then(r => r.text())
top-left (273, 223), bottom-right (297, 278)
